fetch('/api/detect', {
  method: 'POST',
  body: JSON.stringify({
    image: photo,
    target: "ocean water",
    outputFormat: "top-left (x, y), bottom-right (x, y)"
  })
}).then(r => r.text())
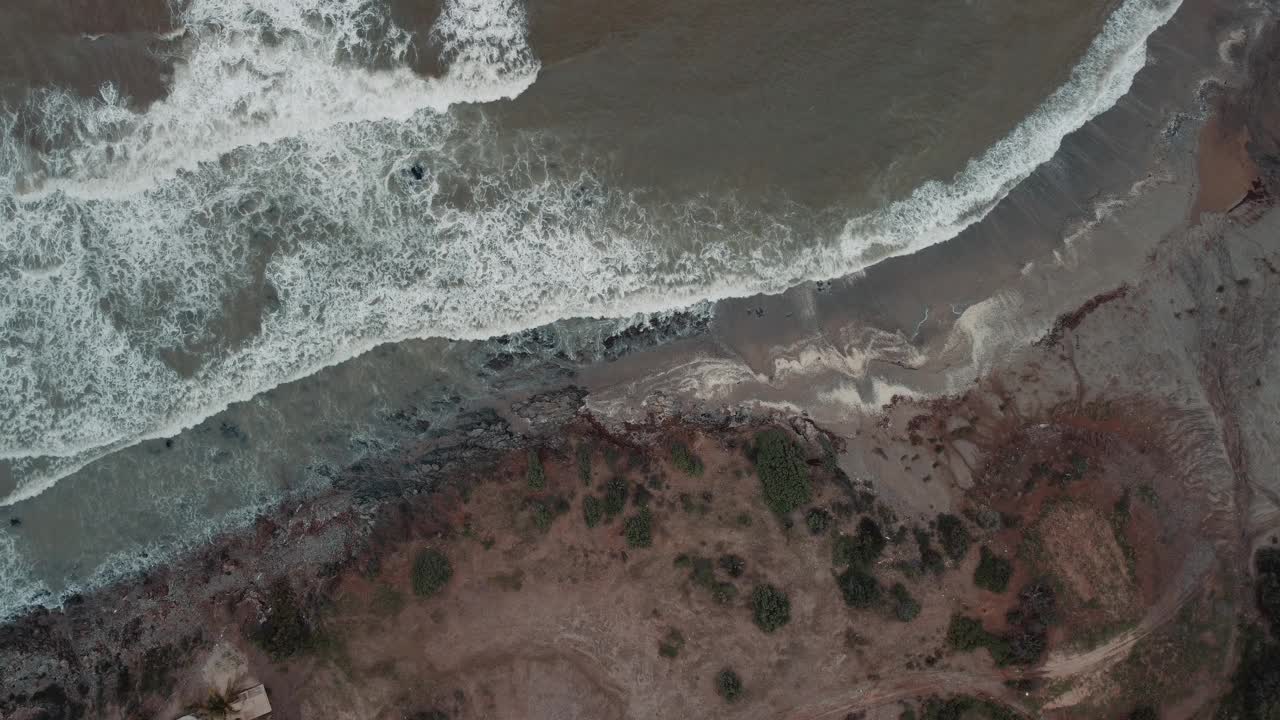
top-left (0, 0), bottom-right (1181, 618)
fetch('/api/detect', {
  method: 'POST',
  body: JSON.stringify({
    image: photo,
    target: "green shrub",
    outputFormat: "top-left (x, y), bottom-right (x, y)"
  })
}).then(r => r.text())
top-left (530, 501), bottom-right (554, 532)
top-left (658, 627), bottom-right (685, 659)
top-left (836, 566), bottom-right (881, 608)
top-left (255, 579), bottom-right (312, 659)
top-left (890, 582), bottom-right (921, 622)
top-left (526, 449), bottom-right (546, 490)
top-left (974, 546), bottom-right (1013, 593)
top-left (946, 614), bottom-right (990, 651)
top-left (412, 548), bottom-right (453, 597)
top-left (603, 476), bottom-right (628, 517)
top-left (576, 443), bottom-right (593, 485)
top-left (671, 442), bottom-right (704, 476)
top-left (915, 528), bottom-right (946, 575)
top-left (833, 517), bottom-right (886, 566)
top-left (751, 584), bottom-right (791, 632)
top-left (624, 508), bottom-right (653, 548)
top-left (583, 495), bottom-right (603, 528)
top-left (1216, 625), bottom-right (1280, 720)
top-left (752, 429), bottom-right (813, 514)
top-left (921, 695), bottom-right (1019, 720)
top-left (805, 507), bottom-right (831, 535)
top-left (936, 513), bottom-right (971, 561)
top-left (719, 554), bottom-right (746, 578)
top-left (1127, 706), bottom-right (1158, 720)
top-left (715, 668), bottom-right (743, 702)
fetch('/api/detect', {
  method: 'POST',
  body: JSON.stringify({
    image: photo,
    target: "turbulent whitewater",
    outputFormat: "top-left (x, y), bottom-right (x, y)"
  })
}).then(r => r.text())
top-left (0, 0), bottom-right (1180, 508)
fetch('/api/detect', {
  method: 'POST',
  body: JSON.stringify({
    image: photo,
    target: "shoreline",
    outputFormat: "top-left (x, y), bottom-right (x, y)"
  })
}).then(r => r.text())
top-left (4, 1), bottom-right (1280, 718)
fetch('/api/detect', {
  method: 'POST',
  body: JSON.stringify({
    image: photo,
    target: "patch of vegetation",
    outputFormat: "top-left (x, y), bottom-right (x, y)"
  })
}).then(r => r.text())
top-left (680, 554), bottom-right (738, 603)
top-left (974, 546), bottom-right (1013, 593)
top-left (576, 442), bottom-right (593, 485)
top-left (915, 528), bottom-right (946, 576)
top-left (205, 686), bottom-right (233, 716)
top-left (679, 492), bottom-right (711, 515)
top-left (736, 512), bottom-right (753, 527)
top-left (1256, 547), bottom-right (1280, 634)
top-left (836, 565), bottom-right (881, 608)
top-left (752, 429), bottom-right (813, 514)
top-left (833, 517), bottom-right (886, 566)
top-left (529, 500), bottom-right (554, 532)
top-left (254, 579), bottom-right (312, 659)
top-left (632, 483), bottom-right (652, 508)
top-left (751, 584), bottom-right (791, 632)
top-left (583, 495), bottom-right (603, 528)
top-left (412, 548), bottom-right (453, 597)
top-left (1127, 706), bottom-right (1158, 720)
top-left (526, 449), bottom-right (546, 490)
top-left (920, 695), bottom-right (1020, 720)
top-left (658, 627), bottom-right (685, 659)
top-left (671, 441), bottom-right (704, 476)
top-left (946, 614), bottom-right (992, 652)
top-left (1216, 624), bottom-right (1280, 720)
top-left (623, 508), bottom-right (653, 548)
top-left (603, 476), bottom-right (629, 517)
top-left (936, 513), bottom-right (971, 561)
top-left (715, 668), bottom-right (743, 702)
top-left (890, 582), bottom-right (921, 622)
top-left (806, 507), bottom-right (832, 535)
top-left (719, 554), bottom-right (746, 578)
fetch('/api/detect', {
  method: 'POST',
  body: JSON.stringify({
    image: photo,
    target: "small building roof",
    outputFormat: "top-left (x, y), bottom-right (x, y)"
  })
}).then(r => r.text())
top-left (228, 683), bottom-right (272, 720)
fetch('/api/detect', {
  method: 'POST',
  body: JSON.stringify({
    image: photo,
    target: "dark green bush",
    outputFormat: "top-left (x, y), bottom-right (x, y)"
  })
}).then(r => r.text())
top-left (890, 582), bottom-right (921, 622)
top-left (715, 668), bottom-right (743, 702)
top-left (752, 429), bottom-right (813, 514)
top-left (529, 501), bottom-right (554, 532)
top-left (946, 614), bottom-right (990, 651)
top-left (719, 554), bottom-right (746, 578)
top-left (526, 449), bottom-right (545, 490)
top-left (255, 579), bottom-right (311, 659)
top-left (836, 565), bottom-right (881, 608)
top-left (603, 476), bottom-right (628, 517)
top-left (1216, 625), bottom-right (1280, 720)
top-left (671, 442), bottom-right (704, 476)
top-left (624, 508), bottom-right (652, 548)
top-left (936, 513), bottom-right (971, 561)
top-left (974, 546), bottom-right (1013, 593)
top-left (658, 627), bottom-right (685, 659)
top-left (833, 517), bottom-right (886, 566)
top-left (412, 548), bottom-right (453, 597)
top-left (583, 495), bottom-right (603, 528)
top-left (751, 584), bottom-right (791, 632)
top-left (1127, 706), bottom-right (1158, 720)
top-left (805, 507), bottom-right (831, 535)
top-left (921, 695), bottom-right (1019, 720)
top-left (915, 528), bottom-right (946, 576)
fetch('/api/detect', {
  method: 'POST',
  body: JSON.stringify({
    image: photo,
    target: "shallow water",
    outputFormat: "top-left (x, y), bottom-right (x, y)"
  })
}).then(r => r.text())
top-left (0, 0), bottom-right (1182, 617)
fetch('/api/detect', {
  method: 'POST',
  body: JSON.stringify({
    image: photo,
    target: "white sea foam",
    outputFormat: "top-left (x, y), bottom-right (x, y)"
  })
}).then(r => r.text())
top-left (0, 0), bottom-right (1182, 508)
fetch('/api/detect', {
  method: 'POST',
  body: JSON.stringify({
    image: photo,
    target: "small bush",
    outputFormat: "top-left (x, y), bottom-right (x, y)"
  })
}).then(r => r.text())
top-left (836, 565), bottom-right (881, 608)
top-left (530, 501), bottom-right (554, 532)
top-left (526, 449), bottom-right (546, 490)
top-left (753, 429), bottom-right (813, 514)
top-left (890, 582), bottom-right (921, 622)
top-left (658, 628), bottom-right (685, 659)
top-left (671, 442), bottom-right (704, 476)
top-left (719, 554), bottom-right (746, 578)
top-left (1216, 625), bottom-right (1280, 720)
top-left (624, 508), bottom-right (653, 548)
top-left (583, 495), bottom-right (603, 528)
top-left (255, 579), bottom-right (311, 659)
top-left (974, 546), bottom-right (1013, 593)
top-left (715, 668), bottom-right (743, 702)
top-left (805, 507), bottom-right (831, 535)
top-left (915, 528), bottom-right (946, 575)
top-left (751, 584), bottom-right (791, 632)
top-left (936, 513), bottom-right (971, 561)
top-left (921, 695), bottom-right (1019, 720)
top-left (1126, 706), bottom-right (1158, 720)
top-left (576, 443), bottom-right (593, 485)
top-left (833, 517), bottom-right (886, 567)
top-left (603, 476), bottom-right (629, 517)
top-left (946, 614), bottom-right (990, 651)
top-left (412, 548), bottom-right (453, 597)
